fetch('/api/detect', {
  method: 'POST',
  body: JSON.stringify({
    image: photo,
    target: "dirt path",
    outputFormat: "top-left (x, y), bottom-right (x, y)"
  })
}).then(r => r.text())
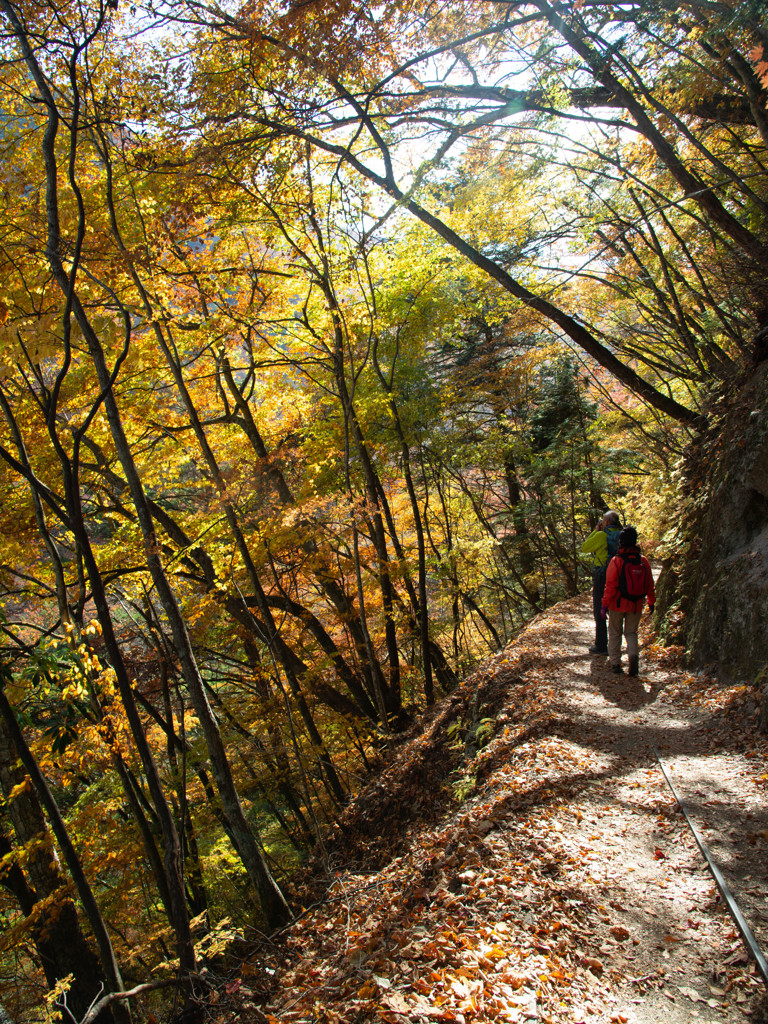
top-left (482, 594), bottom-right (768, 1023)
top-left (244, 593), bottom-right (768, 1024)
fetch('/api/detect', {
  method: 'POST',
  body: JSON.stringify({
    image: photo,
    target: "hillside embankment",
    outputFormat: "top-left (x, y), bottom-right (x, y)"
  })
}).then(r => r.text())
top-left (657, 361), bottom-right (768, 689)
top-left (204, 593), bottom-right (768, 1024)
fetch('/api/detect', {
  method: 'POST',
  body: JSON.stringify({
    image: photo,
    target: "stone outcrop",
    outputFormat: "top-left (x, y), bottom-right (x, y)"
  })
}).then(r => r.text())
top-left (656, 363), bottom-right (768, 684)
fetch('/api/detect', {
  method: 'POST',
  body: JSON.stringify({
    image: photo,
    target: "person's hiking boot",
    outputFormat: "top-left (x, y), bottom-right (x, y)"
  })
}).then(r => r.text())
top-left (589, 645), bottom-right (608, 655)
top-left (628, 656), bottom-right (639, 677)
top-left (611, 663), bottom-right (623, 674)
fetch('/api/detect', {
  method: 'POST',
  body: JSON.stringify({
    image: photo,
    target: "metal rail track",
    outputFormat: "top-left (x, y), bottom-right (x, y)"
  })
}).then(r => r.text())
top-left (653, 744), bottom-right (768, 990)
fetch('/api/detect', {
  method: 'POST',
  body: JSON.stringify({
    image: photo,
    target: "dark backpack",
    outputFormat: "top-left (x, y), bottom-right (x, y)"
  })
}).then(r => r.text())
top-left (605, 528), bottom-right (621, 559)
top-left (617, 553), bottom-right (648, 601)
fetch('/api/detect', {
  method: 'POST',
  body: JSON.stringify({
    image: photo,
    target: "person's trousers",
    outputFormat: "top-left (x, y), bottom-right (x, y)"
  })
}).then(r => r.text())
top-left (608, 609), bottom-right (642, 664)
top-left (591, 567), bottom-right (607, 650)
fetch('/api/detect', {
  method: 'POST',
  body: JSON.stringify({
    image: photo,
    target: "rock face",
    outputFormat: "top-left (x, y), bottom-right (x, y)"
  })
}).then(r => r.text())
top-left (656, 363), bottom-right (768, 683)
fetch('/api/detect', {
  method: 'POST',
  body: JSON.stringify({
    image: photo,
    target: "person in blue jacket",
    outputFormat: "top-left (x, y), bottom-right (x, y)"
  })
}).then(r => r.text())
top-left (580, 510), bottom-right (622, 654)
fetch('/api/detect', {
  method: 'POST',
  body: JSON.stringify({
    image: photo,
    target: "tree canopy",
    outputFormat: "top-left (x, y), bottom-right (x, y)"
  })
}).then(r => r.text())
top-left (0, 0), bottom-right (765, 1017)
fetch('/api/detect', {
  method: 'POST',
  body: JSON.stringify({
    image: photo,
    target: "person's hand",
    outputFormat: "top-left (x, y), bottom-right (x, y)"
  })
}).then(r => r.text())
top-left (600, 606), bottom-right (608, 620)
top-left (647, 603), bottom-right (655, 614)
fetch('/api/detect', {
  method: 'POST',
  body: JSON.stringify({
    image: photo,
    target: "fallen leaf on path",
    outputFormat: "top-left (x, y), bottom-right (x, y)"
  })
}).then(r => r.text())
top-left (382, 992), bottom-right (412, 1014)
top-left (678, 986), bottom-right (701, 1002)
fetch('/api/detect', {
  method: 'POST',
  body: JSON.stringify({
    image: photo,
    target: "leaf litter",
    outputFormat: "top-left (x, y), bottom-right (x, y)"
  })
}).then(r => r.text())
top-left (206, 593), bottom-right (768, 1024)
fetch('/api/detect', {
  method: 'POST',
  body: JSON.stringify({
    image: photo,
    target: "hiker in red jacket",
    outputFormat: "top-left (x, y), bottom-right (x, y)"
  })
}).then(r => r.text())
top-left (601, 526), bottom-right (655, 677)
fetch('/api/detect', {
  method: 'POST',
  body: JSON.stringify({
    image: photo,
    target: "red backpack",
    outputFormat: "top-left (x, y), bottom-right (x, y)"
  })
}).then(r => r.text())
top-left (617, 552), bottom-right (648, 601)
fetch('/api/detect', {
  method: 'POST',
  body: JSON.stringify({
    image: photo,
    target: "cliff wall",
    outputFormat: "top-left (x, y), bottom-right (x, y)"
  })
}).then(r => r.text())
top-left (656, 363), bottom-right (768, 684)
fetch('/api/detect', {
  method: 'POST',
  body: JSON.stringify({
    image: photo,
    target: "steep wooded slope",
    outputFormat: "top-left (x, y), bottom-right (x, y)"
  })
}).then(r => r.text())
top-left (191, 594), bottom-right (768, 1024)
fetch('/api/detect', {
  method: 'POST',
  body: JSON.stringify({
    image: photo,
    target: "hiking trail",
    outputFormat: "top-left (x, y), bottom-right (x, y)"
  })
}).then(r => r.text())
top-left (222, 593), bottom-right (768, 1024)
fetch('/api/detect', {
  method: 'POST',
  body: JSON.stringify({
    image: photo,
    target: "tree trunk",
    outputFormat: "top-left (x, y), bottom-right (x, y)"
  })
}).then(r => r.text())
top-left (0, 700), bottom-right (128, 1024)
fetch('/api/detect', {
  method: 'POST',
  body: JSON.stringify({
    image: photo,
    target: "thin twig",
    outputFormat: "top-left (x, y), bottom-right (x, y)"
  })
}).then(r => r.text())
top-left (73, 979), bottom-right (181, 1024)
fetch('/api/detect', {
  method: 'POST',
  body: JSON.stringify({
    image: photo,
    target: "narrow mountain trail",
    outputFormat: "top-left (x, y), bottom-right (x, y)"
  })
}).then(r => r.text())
top-left (497, 598), bottom-right (768, 1023)
top-left (225, 594), bottom-right (768, 1024)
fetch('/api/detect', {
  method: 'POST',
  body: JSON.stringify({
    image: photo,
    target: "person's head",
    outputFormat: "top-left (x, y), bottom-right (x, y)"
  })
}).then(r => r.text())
top-left (619, 525), bottom-right (638, 548)
top-left (601, 510), bottom-right (620, 528)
